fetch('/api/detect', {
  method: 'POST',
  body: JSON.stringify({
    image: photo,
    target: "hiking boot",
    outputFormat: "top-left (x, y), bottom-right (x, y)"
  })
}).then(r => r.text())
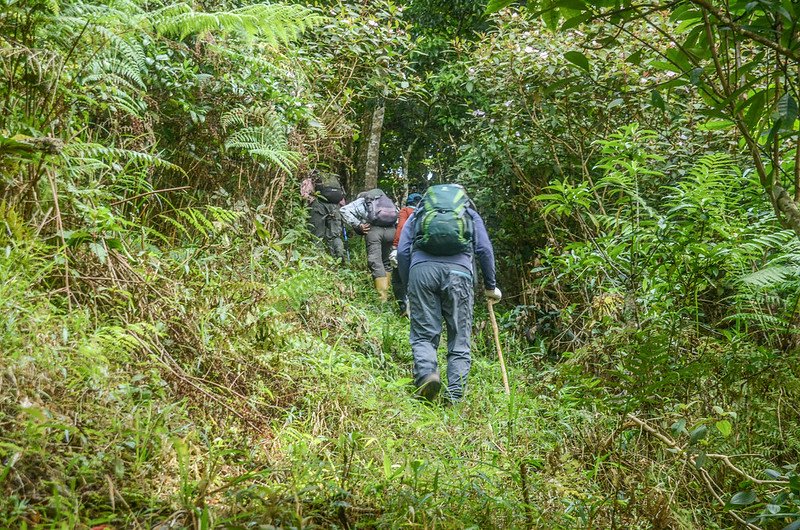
top-left (375, 276), bottom-right (390, 302)
top-left (415, 373), bottom-right (441, 402)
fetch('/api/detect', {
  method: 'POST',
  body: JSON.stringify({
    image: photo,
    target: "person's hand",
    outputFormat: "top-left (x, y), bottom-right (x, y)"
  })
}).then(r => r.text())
top-left (359, 223), bottom-right (371, 233)
top-left (389, 248), bottom-right (398, 268)
top-left (485, 287), bottom-right (502, 301)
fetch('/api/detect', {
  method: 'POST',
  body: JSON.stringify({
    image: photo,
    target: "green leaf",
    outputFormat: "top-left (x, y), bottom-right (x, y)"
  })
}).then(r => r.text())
top-left (729, 490), bottom-right (757, 506)
top-left (744, 90), bottom-right (767, 129)
top-left (715, 420), bottom-right (732, 437)
top-left (486, 0), bottom-right (515, 14)
top-left (554, 0), bottom-right (586, 9)
top-left (626, 50), bottom-right (643, 65)
top-left (764, 468), bottom-right (783, 479)
top-left (670, 418), bottom-right (688, 436)
top-left (777, 92), bottom-right (798, 131)
top-left (689, 424), bottom-right (708, 444)
top-left (564, 51), bottom-right (590, 72)
top-left (651, 90), bottom-right (665, 111)
top-left (697, 120), bottom-right (735, 131)
top-left (561, 12), bottom-right (591, 30)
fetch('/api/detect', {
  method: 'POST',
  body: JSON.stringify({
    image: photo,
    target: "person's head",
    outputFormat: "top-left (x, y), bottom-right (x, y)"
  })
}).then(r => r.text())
top-left (407, 193), bottom-right (422, 206)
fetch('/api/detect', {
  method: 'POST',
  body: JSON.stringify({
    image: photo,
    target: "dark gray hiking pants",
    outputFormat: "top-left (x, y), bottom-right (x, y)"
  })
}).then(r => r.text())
top-left (365, 225), bottom-right (394, 278)
top-left (408, 261), bottom-right (475, 401)
top-left (308, 200), bottom-right (345, 259)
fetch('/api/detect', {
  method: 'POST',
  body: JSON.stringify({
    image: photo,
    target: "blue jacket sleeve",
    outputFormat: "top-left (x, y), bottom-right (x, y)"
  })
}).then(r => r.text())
top-left (470, 209), bottom-right (497, 290)
top-left (397, 213), bottom-right (415, 287)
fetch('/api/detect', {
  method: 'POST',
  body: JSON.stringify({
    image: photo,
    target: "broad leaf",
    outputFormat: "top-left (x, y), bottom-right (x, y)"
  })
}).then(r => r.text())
top-left (729, 490), bottom-right (757, 506)
top-left (715, 420), bottom-right (732, 437)
top-left (486, 0), bottom-right (516, 14)
top-left (564, 51), bottom-right (590, 72)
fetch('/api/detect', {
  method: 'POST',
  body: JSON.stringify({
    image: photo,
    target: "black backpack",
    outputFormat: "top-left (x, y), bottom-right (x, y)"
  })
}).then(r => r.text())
top-left (412, 184), bottom-right (474, 256)
top-left (315, 173), bottom-right (345, 204)
top-left (364, 189), bottom-right (397, 227)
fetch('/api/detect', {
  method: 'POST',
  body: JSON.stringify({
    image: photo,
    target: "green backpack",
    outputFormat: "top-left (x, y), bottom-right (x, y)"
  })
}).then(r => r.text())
top-left (412, 184), bottom-right (474, 256)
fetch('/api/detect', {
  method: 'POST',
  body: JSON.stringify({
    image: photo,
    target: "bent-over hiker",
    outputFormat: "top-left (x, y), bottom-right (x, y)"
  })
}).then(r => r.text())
top-left (397, 184), bottom-right (501, 402)
top-left (340, 188), bottom-right (398, 301)
top-left (303, 171), bottom-right (346, 261)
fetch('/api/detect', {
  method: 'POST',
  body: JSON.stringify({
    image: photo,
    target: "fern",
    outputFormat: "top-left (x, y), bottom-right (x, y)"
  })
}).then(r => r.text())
top-left (222, 108), bottom-right (300, 173)
top-left (63, 142), bottom-right (184, 174)
top-left (56, 11), bottom-right (147, 86)
top-left (738, 265), bottom-right (800, 290)
top-left (150, 3), bottom-right (324, 44)
top-left (156, 206), bottom-right (239, 243)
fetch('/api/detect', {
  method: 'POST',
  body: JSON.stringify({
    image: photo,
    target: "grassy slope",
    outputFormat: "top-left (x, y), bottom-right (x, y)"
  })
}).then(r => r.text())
top-left (0, 232), bottom-right (608, 529)
top-left (1, 233), bottom-right (755, 529)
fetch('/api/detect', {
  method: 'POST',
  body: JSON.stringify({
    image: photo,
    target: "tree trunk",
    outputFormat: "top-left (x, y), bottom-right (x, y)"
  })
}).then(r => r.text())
top-left (364, 100), bottom-right (384, 191)
top-left (401, 138), bottom-right (418, 203)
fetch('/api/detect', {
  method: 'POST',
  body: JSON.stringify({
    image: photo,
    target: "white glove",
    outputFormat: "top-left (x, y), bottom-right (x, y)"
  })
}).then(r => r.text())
top-left (389, 248), bottom-right (398, 268)
top-left (485, 287), bottom-right (502, 301)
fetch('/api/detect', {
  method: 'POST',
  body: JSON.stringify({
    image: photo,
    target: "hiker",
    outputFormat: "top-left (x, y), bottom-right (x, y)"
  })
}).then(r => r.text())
top-left (396, 184), bottom-right (501, 402)
top-left (340, 188), bottom-right (398, 300)
top-left (302, 171), bottom-right (346, 261)
top-left (389, 192), bottom-right (422, 313)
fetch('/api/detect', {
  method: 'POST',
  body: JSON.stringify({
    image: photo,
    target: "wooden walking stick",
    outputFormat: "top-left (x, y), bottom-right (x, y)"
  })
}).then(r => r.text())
top-left (487, 299), bottom-right (510, 395)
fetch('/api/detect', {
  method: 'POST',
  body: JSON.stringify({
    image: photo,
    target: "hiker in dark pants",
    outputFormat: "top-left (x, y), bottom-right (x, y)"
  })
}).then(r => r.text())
top-left (302, 171), bottom-right (346, 261)
top-left (397, 184), bottom-right (501, 402)
top-left (340, 188), bottom-right (398, 301)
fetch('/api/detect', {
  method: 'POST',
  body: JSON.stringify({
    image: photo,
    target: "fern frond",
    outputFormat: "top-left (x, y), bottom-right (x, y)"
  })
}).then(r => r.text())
top-left (56, 15), bottom-right (147, 77)
top-left (158, 212), bottom-right (193, 241)
top-left (205, 205), bottom-right (241, 227)
top-left (63, 143), bottom-right (185, 174)
top-left (248, 148), bottom-right (301, 172)
top-left (225, 124), bottom-right (300, 173)
top-left (738, 265), bottom-right (800, 289)
top-left (220, 106), bottom-right (275, 130)
top-left (721, 312), bottom-right (791, 327)
top-left (152, 3), bottom-right (323, 44)
top-left (739, 230), bottom-right (796, 255)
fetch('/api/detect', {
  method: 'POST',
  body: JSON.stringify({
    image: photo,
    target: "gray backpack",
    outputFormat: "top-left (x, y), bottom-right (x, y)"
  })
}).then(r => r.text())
top-left (364, 190), bottom-right (397, 227)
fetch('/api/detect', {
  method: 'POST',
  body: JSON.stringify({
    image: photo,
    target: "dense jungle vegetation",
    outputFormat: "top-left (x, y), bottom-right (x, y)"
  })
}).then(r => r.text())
top-left (2, 0), bottom-right (800, 527)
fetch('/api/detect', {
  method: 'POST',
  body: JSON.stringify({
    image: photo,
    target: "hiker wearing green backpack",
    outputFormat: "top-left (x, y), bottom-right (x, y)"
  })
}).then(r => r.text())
top-left (340, 188), bottom-right (398, 301)
top-left (396, 184), bottom-right (501, 402)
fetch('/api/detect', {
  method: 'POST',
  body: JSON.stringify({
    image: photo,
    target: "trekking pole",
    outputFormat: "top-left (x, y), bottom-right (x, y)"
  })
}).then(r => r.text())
top-left (487, 299), bottom-right (510, 395)
top-left (342, 225), bottom-right (350, 263)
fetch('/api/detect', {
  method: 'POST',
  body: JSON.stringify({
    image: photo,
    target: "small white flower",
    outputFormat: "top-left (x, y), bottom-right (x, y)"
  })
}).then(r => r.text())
top-left (472, 109), bottom-right (486, 117)
top-left (504, 100), bottom-right (513, 107)
top-left (524, 46), bottom-right (534, 54)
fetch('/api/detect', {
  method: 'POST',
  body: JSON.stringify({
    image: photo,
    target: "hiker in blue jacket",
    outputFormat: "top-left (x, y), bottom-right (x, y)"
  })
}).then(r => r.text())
top-left (397, 184), bottom-right (501, 402)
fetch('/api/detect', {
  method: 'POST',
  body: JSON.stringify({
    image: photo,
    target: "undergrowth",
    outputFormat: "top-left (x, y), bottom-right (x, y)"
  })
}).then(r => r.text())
top-left (0, 229), bottom-right (600, 529)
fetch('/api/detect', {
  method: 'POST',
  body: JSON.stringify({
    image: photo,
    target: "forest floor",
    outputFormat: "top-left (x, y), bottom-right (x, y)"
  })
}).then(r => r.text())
top-left (0, 236), bottom-right (770, 529)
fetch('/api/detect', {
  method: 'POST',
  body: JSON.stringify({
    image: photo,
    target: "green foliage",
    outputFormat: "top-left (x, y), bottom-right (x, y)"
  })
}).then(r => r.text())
top-left (494, 0), bottom-right (800, 237)
top-left (151, 3), bottom-right (323, 43)
top-left (3, 0), bottom-right (800, 528)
